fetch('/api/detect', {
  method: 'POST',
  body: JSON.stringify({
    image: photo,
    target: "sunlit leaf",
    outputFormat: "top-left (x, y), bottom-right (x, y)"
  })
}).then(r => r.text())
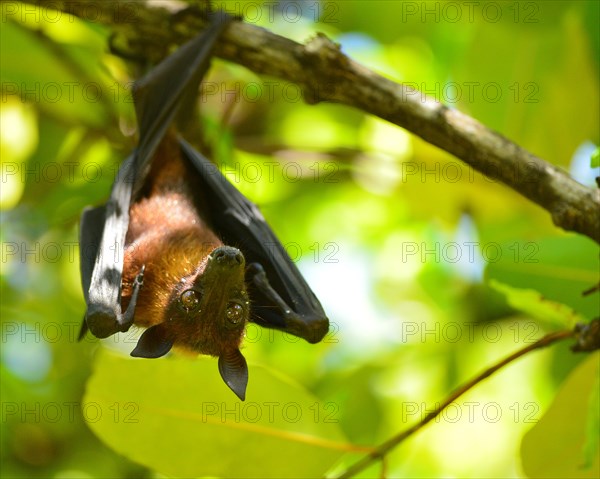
top-left (582, 370), bottom-right (599, 468)
top-left (591, 148), bottom-right (599, 168)
top-left (1, 13), bottom-right (115, 128)
top-left (521, 352), bottom-right (600, 478)
top-left (84, 350), bottom-right (351, 478)
top-left (489, 279), bottom-right (587, 327)
top-left (485, 236), bottom-right (600, 320)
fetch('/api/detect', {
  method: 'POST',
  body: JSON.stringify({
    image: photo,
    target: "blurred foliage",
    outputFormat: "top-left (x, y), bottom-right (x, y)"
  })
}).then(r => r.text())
top-left (1, 1), bottom-right (599, 478)
top-left (489, 279), bottom-right (587, 328)
top-left (85, 350), bottom-right (348, 478)
top-left (521, 353), bottom-right (600, 478)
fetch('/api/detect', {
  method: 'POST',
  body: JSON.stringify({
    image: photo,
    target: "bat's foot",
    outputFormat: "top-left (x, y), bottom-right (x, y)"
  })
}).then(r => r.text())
top-left (247, 262), bottom-right (329, 343)
top-left (301, 318), bottom-right (330, 344)
top-left (86, 310), bottom-right (128, 339)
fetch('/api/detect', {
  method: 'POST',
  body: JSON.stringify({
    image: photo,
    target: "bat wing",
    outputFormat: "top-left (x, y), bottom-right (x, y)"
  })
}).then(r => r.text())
top-left (131, 11), bottom-right (232, 195)
top-left (81, 156), bottom-right (145, 338)
top-left (128, 8), bottom-right (328, 343)
top-left (180, 139), bottom-right (329, 343)
top-left (78, 204), bottom-right (105, 339)
top-left (79, 205), bottom-right (106, 304)
top-left (81, 11), bottom-right (328, 344)
top-left (80, 13), bottom-right (231, 338)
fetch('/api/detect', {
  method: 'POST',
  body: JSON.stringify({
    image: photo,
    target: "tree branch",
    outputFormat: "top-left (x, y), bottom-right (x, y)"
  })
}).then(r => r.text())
top-left (20, 0), bottom-right (600, 243)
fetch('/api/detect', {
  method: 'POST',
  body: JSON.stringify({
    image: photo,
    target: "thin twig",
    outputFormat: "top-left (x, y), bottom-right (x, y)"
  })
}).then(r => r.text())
top-left (582, 283), bottom-right (600, 296)
top-left (333, 329), bottom-right (576, 478)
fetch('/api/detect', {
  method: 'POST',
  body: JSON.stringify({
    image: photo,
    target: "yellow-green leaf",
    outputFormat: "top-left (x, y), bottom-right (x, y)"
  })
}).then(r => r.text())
top-left (485, 236), bottom-right (599, 320)
top-left (521, 352), bottom-right (600, 478)
top-left (489, 279), bottom-right (587, 327)
top-left (83, 349), bottom-right (351, 478)
top-left (591, 148), bottom-right (599, 168)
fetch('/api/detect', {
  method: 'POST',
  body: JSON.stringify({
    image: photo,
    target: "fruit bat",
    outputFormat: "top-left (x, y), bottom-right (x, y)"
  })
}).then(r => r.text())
top-left (78, 12), bottom-right (329, 401)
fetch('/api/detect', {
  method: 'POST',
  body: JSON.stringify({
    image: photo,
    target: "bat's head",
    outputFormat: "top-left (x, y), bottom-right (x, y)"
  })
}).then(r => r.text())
top-left (131, 245), bottom-right (250, 400)
top-left (180, 245), bottom-right (249, 351)
top-left (184, 245), bottom-right (250, 400)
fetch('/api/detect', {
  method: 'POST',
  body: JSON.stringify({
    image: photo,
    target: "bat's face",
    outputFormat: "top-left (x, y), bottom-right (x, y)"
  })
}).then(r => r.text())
top-left (167, 245), bottom-right (250, 357)
top-left (131, 245), bottom-right (250, 400)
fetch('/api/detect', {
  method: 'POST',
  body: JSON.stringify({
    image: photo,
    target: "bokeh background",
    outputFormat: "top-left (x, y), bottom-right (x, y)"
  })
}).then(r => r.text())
top-left (1, 1), bottom-right (599, 478)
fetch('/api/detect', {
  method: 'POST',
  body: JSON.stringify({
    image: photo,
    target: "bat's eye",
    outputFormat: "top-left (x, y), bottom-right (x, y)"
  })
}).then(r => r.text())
top-left (225, 301), bottom-right (244, 328)
top-left (180, 289), bottom-right (200, 312)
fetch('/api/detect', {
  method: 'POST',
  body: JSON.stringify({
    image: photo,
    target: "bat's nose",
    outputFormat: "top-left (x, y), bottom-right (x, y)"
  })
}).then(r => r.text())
top-left (212, 246), bottom-right (244, 266)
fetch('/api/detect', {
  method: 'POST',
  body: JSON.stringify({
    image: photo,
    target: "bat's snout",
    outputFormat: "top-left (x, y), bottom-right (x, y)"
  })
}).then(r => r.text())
top-left (211, 246), bottom-right (244, 267)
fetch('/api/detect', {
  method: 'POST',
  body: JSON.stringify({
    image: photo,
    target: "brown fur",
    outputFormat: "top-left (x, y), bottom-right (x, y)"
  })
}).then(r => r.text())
top-left (121, 131), bottom-right (222, 323)
top-left (120, 132), bottom-right (248, 358)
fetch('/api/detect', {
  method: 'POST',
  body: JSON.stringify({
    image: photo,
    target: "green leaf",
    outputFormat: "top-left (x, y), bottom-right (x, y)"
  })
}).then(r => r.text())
top-left (84, 350), bottom-right (350, 478)
top-left (489, 279), bottom-right (586, 328)
top-left (591, 148), bottom-right (600, 168)
top-left (583, 371), bottom-right (600, 468)
top-left (485, 236), bottom-right (599, 320)
top-left (521, 352), bottom-right (600, 478)
top-left (1, 20), bottom-right (112, 128)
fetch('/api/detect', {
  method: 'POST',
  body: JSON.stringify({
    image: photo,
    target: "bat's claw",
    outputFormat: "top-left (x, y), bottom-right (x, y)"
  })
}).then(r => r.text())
top-left (133, 264), bottom-right (146, 285)
top-left (122, 265), bottom-right (145, 328)
top-left (87, 265), bottom-right (146, 339)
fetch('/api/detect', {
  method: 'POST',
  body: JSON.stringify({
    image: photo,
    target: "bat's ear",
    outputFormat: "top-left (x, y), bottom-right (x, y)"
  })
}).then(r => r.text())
top-left (131, 324), bottom-right (174, 358)
top-left (218, 349), bottom-right (248, 401)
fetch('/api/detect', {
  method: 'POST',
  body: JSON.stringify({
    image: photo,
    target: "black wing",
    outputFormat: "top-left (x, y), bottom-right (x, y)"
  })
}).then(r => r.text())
top-left (80, 11), bottom-right (328, 343)
top-left (131, 11), bottom-right (233, 196)
top-left (78, 204), bottom-right (105, 340)
top-left (79, 155), bottom-right (144, 338)
top-left (79, 13), bottom-right (232, 338)
top-left (180, 140), bottom-right (329, 343)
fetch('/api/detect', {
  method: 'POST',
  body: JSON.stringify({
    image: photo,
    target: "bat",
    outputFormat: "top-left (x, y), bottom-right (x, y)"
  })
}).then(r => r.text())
top-left (78, 12), bottom-right (329, 401)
